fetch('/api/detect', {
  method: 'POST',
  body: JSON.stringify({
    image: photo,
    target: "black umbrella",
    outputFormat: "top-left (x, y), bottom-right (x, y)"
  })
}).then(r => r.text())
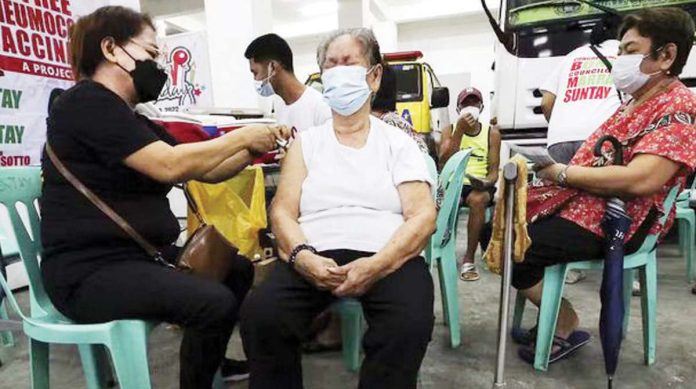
top-left (593, 135), bottom-right (632, 389)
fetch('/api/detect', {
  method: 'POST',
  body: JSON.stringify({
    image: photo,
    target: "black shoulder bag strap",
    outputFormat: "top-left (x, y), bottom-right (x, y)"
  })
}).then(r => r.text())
top-left (589, 44), bottom-right (624, 104)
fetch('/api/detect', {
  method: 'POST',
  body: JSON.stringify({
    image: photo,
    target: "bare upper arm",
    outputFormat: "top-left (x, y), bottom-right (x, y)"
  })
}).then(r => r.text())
top-left (438, 124), bottom-right (456, 166)
top-left (540, 91), bottom-right (556, 122)
top-left (624, 153), bottom-right (682, 197)
top-left (397, 181), bottom-right (436, 223)
top-left (487, 126), bottom-right (502, 173)
top-left (270, 139), bottom-right (308, 221)
top-left (123, 140), bottom-right (178, 183)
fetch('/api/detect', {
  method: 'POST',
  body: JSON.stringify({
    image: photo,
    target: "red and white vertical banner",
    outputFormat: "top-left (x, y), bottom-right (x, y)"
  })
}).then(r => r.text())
top-left (0, 0), bottom-right (120, 166)
top-left (154, 31), bottom-right (214, 113)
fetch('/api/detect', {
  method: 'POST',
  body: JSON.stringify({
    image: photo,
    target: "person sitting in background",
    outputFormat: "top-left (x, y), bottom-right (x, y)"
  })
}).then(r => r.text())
top-left (245, 33), bottom-right (332, 134)
top-left (372, 63), bottom-right (429, 154)
top-left (513, 8), bottom-right (696, 364)
top-left (40, 7), bottom-right (290, 388)
top-left (539, 20), bottom-right (622, 285)
top-left (240, 28), bottom-right (437, 389)
top-left (438, 87), bottom-right (501, 281)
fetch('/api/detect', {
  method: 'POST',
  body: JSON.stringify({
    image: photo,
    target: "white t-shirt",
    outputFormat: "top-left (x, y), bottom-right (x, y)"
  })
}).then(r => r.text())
top-left (298, 116), bottom-right (434, 253)
top-left (274, 86), bottom-right (332, 133)
top-left (540, 40), bottom-right (622, 147)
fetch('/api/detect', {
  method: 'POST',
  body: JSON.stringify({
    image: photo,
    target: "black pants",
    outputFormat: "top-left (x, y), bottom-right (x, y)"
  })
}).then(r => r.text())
top-left (240, 250), bottom-right (434, 389)
top-left (513, 215), bottom-right (652, 290)
top-left (46, 250), bottom-right (253, 389)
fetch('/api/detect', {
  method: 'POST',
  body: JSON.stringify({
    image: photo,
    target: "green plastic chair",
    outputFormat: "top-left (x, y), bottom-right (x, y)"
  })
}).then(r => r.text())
top-left (512, 185), bottom-right (681, 371)
top-left (0, 166), bottom-right (160, 389)
top-left (336, 153), bottom-right (441, 372)
top-left (335, 298), bottom-right (363, 372)
top-left (425, 149), bottom-right (473, 348)
top-left (1, 221), bottom-right (20, 347)
top-left (676, 179), bottom-right (694, 283)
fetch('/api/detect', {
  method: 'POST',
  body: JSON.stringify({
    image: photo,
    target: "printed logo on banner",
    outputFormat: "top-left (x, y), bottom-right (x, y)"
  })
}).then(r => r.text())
top-left (155, 34), bottom-right (213, 112)
top-left (158, 46), bottom-right (205, 110)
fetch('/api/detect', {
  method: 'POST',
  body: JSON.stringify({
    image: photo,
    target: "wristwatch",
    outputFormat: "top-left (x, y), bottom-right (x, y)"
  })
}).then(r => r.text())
top-left (557, 166), bottom-right (570, 187)
top-left (288, 243), bottom-right (317, 267)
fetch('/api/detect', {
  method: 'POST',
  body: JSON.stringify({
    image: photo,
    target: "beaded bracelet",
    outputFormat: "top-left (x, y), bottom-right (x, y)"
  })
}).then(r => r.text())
top-left (288, 243), bottom-right (317, 267)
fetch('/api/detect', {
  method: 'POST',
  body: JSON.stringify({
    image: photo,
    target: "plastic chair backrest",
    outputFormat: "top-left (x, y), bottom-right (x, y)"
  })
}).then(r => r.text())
top-left (423, 154), bottom-right (438, 197)
top-left (434, 149), bottom-right (472, 247)
top-left (0, 167), bottom-right (56, 317)
top-left (0, 220), bottom-right (20, 258)
top-left (636, 185), bottom-right (680, 254)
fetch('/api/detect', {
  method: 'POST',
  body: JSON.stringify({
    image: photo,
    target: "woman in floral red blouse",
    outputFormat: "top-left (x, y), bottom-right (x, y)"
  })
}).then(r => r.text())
top-left (513, 8), bottom-right (696, 364)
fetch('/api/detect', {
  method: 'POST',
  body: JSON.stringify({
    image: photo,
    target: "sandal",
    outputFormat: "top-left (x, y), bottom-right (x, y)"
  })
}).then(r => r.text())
top-left (518, 330), bottom-right (591, 365)
top-left (302, 340), bottom-right (342, 354)
top-left (459, 262), bottom-right (480, 281)
top-left (564, 270), bottom-right (587, 285)
top-left (511, 325), bottom-right (537, 346)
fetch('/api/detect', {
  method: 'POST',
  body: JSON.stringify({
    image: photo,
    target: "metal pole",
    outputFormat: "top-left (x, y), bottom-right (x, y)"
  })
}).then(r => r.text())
top-left (493, 162), bottom-right (518, 388)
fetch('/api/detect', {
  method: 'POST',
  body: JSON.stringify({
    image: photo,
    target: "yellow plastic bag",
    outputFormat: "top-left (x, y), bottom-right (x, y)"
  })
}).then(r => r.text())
top-left (187, 166), bottom-right (267, 258)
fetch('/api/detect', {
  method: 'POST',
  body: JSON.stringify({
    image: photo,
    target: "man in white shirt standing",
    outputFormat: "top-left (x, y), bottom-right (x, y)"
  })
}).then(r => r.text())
top-left (245, 33), bottom-right (337, 353)
top-left (540, 28), bottom-right (622, 284)
top-left (245, 33), bottom-right (332, 134)
top-left (540, 40), bottom-right (621, 164)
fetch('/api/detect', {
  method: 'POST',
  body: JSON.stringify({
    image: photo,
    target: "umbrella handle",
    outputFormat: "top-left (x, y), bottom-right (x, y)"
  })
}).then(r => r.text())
top-left (593, 135), bottom-right (624, 166)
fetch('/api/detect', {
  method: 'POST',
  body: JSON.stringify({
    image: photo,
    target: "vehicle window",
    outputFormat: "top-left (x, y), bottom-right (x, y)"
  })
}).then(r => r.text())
top-left (392, 63), bottom-right (423, 103)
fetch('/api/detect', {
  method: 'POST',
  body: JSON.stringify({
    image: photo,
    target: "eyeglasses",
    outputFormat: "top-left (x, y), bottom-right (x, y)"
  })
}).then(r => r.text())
top-left (129, 39), bottom-right (162, 60)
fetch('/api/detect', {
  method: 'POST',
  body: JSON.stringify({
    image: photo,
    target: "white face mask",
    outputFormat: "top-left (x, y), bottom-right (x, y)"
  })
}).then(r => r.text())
top-left (322, 65), bottom-right (375, 116)
top-left (458, 106), bottom-right (480, 122)
top-left (611, 51), bottom-right (662, 95)
top-left (254, 63), bottom-right (275, 97)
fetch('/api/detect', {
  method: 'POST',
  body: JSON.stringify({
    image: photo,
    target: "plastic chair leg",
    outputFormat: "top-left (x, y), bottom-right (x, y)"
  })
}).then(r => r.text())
top-left (681, 215), bottom-right (695, 283)
top-left (79, 344), bottom-right (113, 389)
top-left (512, 292), bottom-right (526, 332)
top-left (0, 300), bottom-right (15, 347)
top-left (212, 368), bottom-right (224, 389)
top-left (678, 218), bottom-right (686, 256)
top-left (439, 247), bottom-right (461, 348)
top-left (339, 303), bottom-right (363, 372)
top-left (108, 327), bottom-right (152, 389)
top-left (640, 258), bottom-right (657, 366)
top-left (622, 269), bottom-right (634, 338)
top-left (29, 339), bottom-right (50, 389)
top-left (534, 264), bottom-right (568, 371)
top-left (436, 258), bottom-right (450, 327)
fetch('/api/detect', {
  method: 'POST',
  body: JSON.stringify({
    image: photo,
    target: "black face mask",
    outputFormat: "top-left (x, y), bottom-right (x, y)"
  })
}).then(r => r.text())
top-left (117, 45), bottom-right (168, 103)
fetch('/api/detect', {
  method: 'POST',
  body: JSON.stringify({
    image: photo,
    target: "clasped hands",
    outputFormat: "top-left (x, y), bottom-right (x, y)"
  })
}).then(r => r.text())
top-left (294, 252), bottom-right (385, 297)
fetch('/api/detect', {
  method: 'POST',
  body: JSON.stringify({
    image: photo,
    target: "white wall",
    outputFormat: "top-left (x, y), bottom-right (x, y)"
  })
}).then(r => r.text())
top-left (286, 12), bottom-right (496, 123)
top-left (288, 34), bottom-right (327, 84)
top-left (397, 13), bottom-right (495, 122)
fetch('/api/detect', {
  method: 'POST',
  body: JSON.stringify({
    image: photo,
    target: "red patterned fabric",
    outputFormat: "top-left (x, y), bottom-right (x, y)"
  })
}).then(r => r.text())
top-left (152, 119), bottom-right (211, 144)
top-left (528, 81), bottom-right (696, 241)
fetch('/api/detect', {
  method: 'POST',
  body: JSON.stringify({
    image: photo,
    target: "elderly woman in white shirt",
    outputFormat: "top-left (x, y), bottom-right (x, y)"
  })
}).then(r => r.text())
top-left (240, 28), bottom-right (437, 389)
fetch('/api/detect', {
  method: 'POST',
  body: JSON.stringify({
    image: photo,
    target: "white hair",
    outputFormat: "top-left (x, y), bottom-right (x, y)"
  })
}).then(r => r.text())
top-left (316, 28), bottom-right (382, 69)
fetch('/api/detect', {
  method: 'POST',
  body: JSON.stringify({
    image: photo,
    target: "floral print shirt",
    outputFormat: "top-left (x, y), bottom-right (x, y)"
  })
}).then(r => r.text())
top-left (378, 111), bottom-right (430, 154)
top-left (543, 81), bottom-right (696, 240)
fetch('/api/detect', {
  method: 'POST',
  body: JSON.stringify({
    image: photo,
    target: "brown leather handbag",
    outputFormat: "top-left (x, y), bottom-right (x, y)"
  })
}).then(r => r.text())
top-left (46, 144), bottom-right (239, 282)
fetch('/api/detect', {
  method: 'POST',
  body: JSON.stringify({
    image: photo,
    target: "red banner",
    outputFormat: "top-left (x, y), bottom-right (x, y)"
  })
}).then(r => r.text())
top-left (0, 54), bottom-right (72, 80)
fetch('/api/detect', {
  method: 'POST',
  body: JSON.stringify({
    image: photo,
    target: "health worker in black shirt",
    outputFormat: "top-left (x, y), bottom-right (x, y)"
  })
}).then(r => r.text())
top-left (39, 6), bottom-right (290, 388)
